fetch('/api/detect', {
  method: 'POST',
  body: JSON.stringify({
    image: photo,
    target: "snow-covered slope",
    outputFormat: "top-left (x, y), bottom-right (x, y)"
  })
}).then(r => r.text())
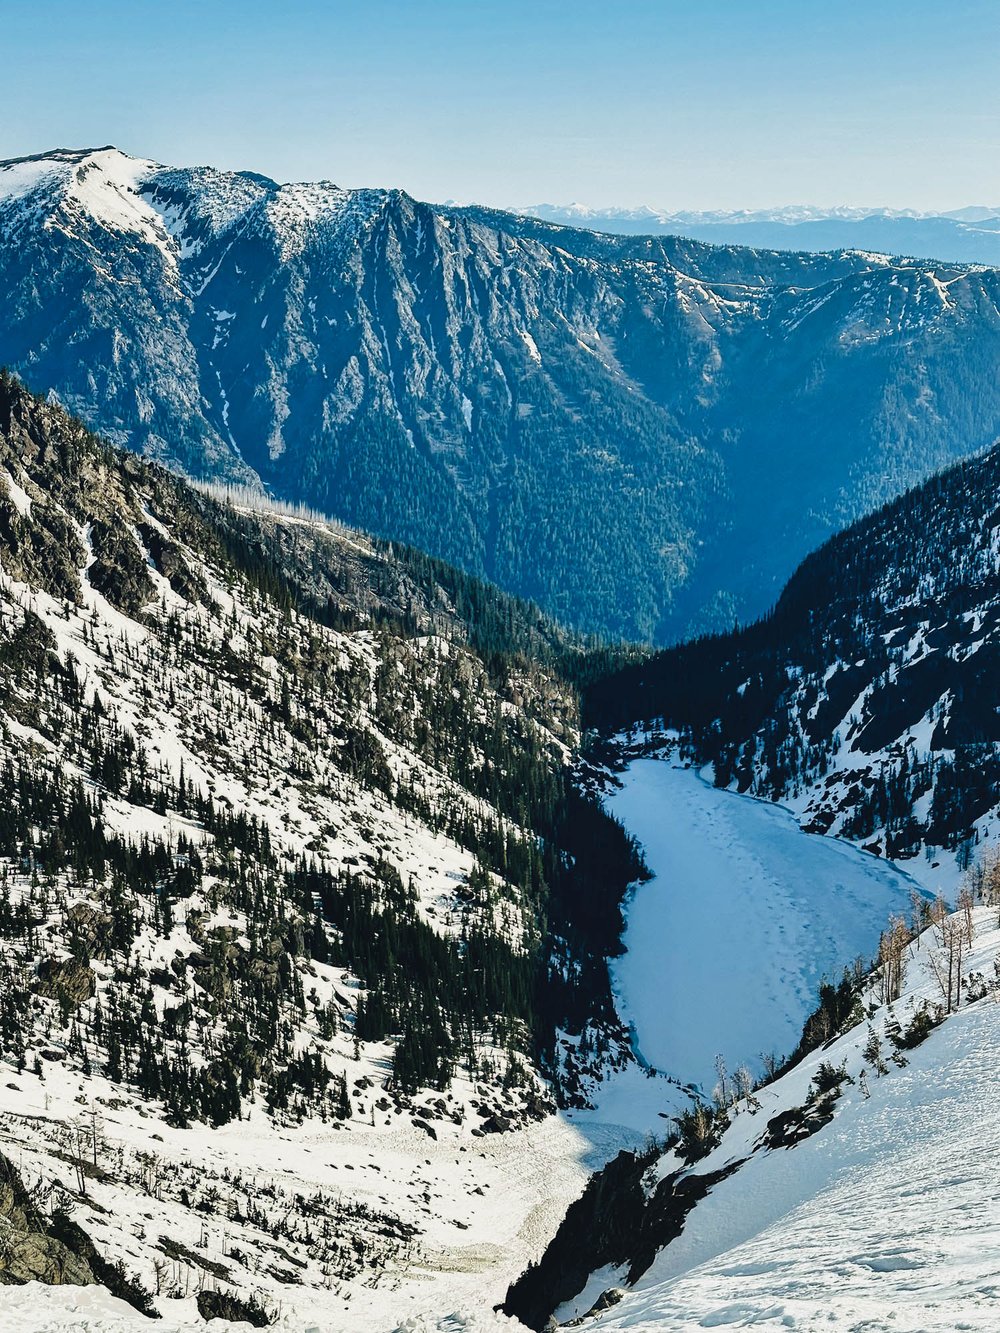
top-left (506, 889), bottom-right (1000, 1332)
top-left (0, 375), bottom-right (648, 1328)
top-left (552, 901), bottom-right (1000, 1332)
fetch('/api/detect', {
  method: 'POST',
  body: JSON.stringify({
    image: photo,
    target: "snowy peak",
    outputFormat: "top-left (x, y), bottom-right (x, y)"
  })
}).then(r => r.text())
top-left (0, 145), bottom-right (389, 268)
top-left (0, 146), bottom-right (164, 242)
top-left (137, 162), bottom-right (275, 260)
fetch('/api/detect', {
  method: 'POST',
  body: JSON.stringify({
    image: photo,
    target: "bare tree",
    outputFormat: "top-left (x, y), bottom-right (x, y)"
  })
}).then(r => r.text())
top-left (956, 885), bottom-right (976, 946)
top-left (68, 1120), bottom-right (91, 1196)
top-left (879, 915), bottom-right (911, 1004)
top-left (929, 895), bottom-right (949, 930)
top-left (759, 1050), bottom-right (780, 1082)
top-left (909, 886), bottom-right (928, 948)
top-left (734, 1063), bottom-right (761, 1112)
top-left (153, 1259), bottom-right (168, 1297)
top-left (930, 913), bottom-right (967, 1013)
top-left (976, 845), bottom-right (1000, 923)
top-left (713, 1053), bottom-right (730, 1112)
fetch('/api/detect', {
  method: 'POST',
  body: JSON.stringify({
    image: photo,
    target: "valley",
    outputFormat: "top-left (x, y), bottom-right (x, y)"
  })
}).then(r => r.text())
top-left (6, 0), bottom-right (1000, 1326)
top-left (2, 339), bottom-right (1000, 1330)
top-left (1, 143), bottom-right (1000, 1333)
top-left (5, 736), bottom-right (984, 1333)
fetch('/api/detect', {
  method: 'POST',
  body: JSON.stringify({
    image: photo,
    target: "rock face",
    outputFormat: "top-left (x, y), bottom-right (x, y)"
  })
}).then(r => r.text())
top-left (502, 1144), bottom-right (738, 1330)
top-left (0, 1153), bottom-right (158, 1316)
top-left (4, 148), bottom-right (1000, 640)
top-left (0, 1153), bottom-right (96, 1287)
top-left (35, 957), bottom-right (96, 1006)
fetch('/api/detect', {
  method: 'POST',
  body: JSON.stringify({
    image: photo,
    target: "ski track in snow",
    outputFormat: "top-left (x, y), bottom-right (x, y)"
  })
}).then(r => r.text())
top-left (605, 760), bottom-right (925, 1093)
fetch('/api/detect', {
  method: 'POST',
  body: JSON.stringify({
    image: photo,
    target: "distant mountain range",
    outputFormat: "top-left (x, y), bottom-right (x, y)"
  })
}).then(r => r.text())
top-left (521, 202), bottom-right (1000, 265)
top-left (5, 147), bottom-right (1000, 642)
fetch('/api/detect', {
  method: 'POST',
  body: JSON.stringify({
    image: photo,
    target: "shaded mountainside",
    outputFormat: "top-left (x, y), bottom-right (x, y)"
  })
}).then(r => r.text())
top-left (587, 441), bottom-right (1000, 870)
top-left (0, 375), bottom-right (645, 1321)
top-left (5, 149), bottom-right (1000, 641)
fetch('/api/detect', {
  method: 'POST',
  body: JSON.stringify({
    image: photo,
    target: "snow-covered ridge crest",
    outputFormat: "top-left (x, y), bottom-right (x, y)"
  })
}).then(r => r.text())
top-left (9, 147), bottom-right (1000, 644)
top-left (0, 145), bottom-right (385, 265)
top-left (0, 146), bottom-right (165, 246)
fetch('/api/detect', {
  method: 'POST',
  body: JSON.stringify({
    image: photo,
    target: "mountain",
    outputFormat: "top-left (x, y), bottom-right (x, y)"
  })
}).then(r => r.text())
top-left (522, 202), bottom-right (1000, 266)
top-left (587, 433), bottom-right (1000, 877)
top-left (6, 149), bottom-right (1000, 642)
top-left (0, 375), bottom-right (647, 1326)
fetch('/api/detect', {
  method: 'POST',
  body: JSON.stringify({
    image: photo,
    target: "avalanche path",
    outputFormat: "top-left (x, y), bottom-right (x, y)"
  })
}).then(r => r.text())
top-left (605, 760), bottom-right (926, 1093)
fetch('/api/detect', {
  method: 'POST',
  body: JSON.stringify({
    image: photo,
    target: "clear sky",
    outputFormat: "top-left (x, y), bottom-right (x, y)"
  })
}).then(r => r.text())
top-left (2, 0), bottom-right (998, 211)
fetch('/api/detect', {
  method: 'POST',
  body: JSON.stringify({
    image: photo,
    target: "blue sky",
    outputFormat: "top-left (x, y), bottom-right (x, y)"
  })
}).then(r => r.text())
top-left (2, 0), bottom-right (998, 210)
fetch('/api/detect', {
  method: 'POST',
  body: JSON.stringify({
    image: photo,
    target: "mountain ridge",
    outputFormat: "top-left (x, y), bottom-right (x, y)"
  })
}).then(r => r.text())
top-left (6, 147), bottom-right (1000, 642)
top-left (519, 201), bottom-right (1000, 267)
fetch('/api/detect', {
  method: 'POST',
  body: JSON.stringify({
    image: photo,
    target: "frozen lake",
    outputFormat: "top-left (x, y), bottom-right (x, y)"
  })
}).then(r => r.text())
top-left (605, 760), bottom-right (924, 1094)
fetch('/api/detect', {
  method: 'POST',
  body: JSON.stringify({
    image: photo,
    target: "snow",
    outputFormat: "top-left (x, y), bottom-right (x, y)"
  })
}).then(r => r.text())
top-left (0, 475), bottom-right (642, 1332)
top-left (263, 183), bottom-right (384, 259)
top-left (0, 1285), bottom-right (202, 1332)
top-left (3, 353), bottom-right (998, 1330)
top-left (63, 148), bottom-right (162, 236)
top-left (518, 329), bottom-right (541, 364)
top-left (580, 904), bottom-right (1000, 1333)
top-left (0, 1051), bottom-right (600, 1333)
top-left (0, 149), bottom-right (381, 279)
top-left (0, 156), bottom-right (67, 203)
top-left (0, 148), bottom-right (184, 272)
top-left (523, 203), bottom-right (970, 228)
top-left (1, 466), bottom-right (32, 515)
top-left (570, 1059), bottom-right (689, 1139)
top-left (605, 760), bottom-right (924, 1092)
